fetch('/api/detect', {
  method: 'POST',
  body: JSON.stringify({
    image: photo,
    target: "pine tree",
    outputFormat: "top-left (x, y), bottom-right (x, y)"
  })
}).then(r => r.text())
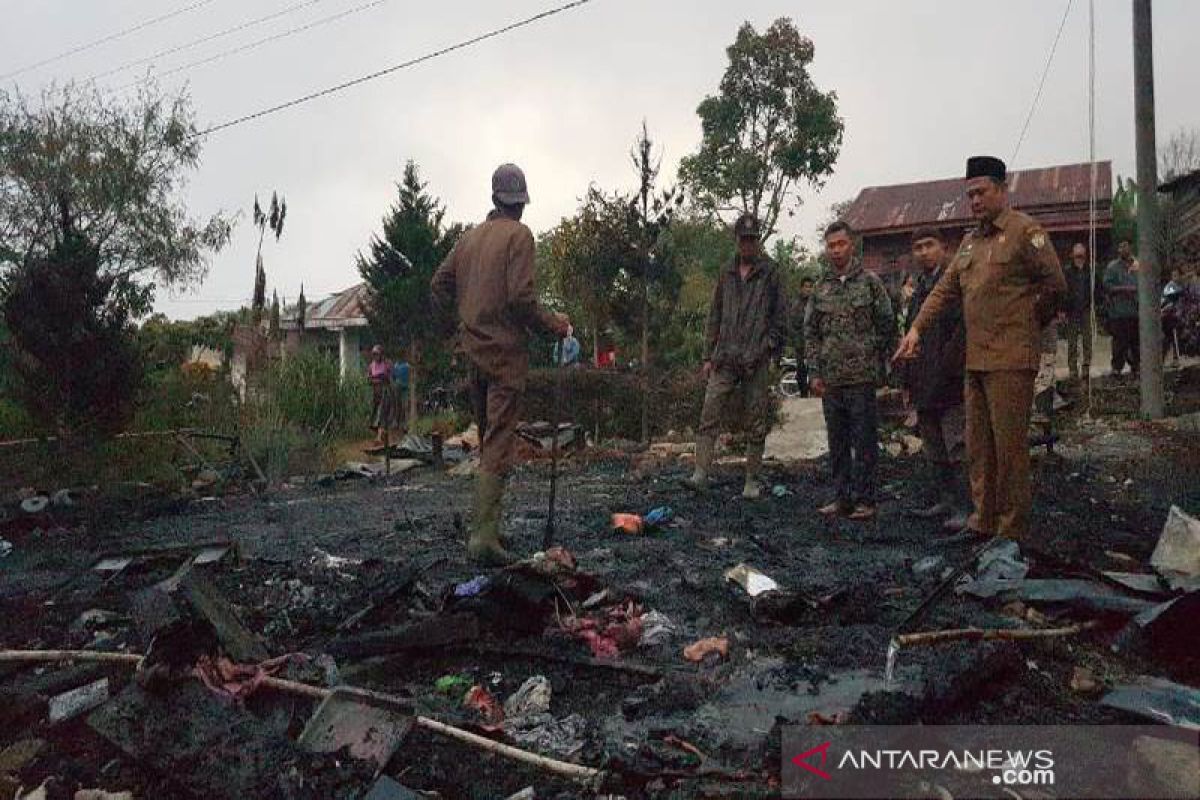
top-left (269, 290), bottom-right (281, 340)
top-left (357, 161), bottom-right (463, 418)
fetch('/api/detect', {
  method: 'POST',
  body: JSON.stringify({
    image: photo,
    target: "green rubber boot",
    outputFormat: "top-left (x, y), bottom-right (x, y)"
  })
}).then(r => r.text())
top-left (682, 434), bottom-right (715, 492)
top-left (742, 442), bottom-right (764, 499)
top-left (468, 472), bottom-right (515, 566)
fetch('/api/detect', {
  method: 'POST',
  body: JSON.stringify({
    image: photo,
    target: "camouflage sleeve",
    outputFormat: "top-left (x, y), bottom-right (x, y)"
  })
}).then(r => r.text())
top-left (703, 276), bottom-right (723, 362)
top-left (1024, 223), bottom-right (1066, 324)
top-left (803, 294), bottom-right (821, 379)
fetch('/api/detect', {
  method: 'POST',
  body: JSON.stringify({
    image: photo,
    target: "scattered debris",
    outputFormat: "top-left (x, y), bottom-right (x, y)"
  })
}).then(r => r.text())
top-left (683, 636), bottom-right (729, 663)
top-left (434, 675), bottom-right (471, 699)
top-left (518, 422), bottom-right (582, 451)
top-left (1070, 666), bottom-right (1101, 694)
top-left (363, 776), bottom-right (422, 800)
top-left (504, 676), bottom-right (552, 719)
top-left (638, 610), bottom-right (677, 647)
top-left (1102, 571), bottom-right (1174, 596)
top-left (1101, 677), bottom-right (1200, 730)
top-left (463, 685), bottom-right (505, 731)
top-left (179, 572), bottom-right (270, 663)
top-left (611, 513), bottom-right (644, 534)
top-left (911, 555), bottom-right (946, 580)
top-left (1115, 591), bottom-right (1200, 678)
top-left (448, 458), bottom-right (480, 477)
top-left (1151, 505), bottom-right (1200, 591)
top-left (0, 539), bottom-right (11, 559)
top-left (334, 462), bottom-right (382, 480)
top-left (771, 484), bottom-right (792, 498)
top-left (19, 496), bottom-right (48, 514)
top-left (506, 712), bottom-right (588, 758)
top-left (453, 575), bottom-right (490, 598)
top-left (971, 539), bottom-right (1030, 583)
top-left (74, 789), bottom-right (134, 800)
top-left (50, 489), bottom-right (76, 508)
top-left (298, 686), bottom-right (414, 768)
top-left (48, 678), bottom-right (109, 724)
top-left (560, 601), bottom-right (643, 659)
top-left (643, 506), bottom-right (674, 528)
top-left (724, 563), bottom-right (779, 597)
top-left (0, 739), bottom-right (44, 775)
top-left (895, 620), bottom-right (1101, 648)
top-left (957, 577), bottom-right (1159, 615)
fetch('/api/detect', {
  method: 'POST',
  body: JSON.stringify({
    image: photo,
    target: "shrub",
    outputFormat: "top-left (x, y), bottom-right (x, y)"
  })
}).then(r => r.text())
top-left (240, 350), bottom-right (372, 477)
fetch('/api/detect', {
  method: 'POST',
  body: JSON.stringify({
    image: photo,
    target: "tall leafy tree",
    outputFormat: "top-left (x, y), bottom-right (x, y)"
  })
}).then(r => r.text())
top-left (0, 81), bottom-right (230, 434)
top-left (357, 160), bottom-right (463, 418)
top-left (679, 18), bottom-right (843, 241)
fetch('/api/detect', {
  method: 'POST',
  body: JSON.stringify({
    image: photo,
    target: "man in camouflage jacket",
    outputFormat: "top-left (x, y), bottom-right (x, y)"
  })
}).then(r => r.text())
top-left (805, 221), bottom-right (896, 520)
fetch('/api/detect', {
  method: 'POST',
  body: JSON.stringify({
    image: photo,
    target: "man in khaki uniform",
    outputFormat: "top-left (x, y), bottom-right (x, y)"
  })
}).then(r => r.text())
top-left (684, 213), bottom-right (787, 499)
top-left (896, 156), bottom-right (1065, 541)
top-left (431, 164), bottom-right (570, 564)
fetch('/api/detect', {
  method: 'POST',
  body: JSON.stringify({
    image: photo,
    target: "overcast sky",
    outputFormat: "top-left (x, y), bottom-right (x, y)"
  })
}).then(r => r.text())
top-left (5, 0), bottom-right (1199, 319)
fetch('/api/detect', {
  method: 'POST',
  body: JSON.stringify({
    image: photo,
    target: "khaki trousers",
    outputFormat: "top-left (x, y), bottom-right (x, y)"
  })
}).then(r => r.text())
top-left (470, 367), bottom-right (522, 477)
top-left (965, 370), bottom-right (1036, 540)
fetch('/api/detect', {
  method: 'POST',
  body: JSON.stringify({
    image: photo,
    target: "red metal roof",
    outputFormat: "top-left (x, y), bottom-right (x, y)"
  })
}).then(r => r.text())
top-left (282, 283), bottom-right (370, 329)
top-left (844, 161), bottom-right (1113, 235)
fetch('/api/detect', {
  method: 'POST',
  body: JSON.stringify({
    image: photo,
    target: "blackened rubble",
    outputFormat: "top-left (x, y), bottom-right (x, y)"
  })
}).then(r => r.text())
top-left (1, 396), bottom-right (1200, 798)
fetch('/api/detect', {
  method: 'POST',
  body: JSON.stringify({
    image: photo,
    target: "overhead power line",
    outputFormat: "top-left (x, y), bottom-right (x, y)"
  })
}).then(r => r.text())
top-left (193, 0), bottom-right (594, 137)
top-left (91, 0), bottom-right (331, 82)
top-left (116, 0), bottom-right (388, 91)
top-left (1011, 0), bottom-right (1074, 164)
top-left (1, 0), bottom-right (218, 80)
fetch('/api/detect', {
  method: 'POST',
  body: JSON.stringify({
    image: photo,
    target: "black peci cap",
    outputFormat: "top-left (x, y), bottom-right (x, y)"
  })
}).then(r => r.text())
top-left (966, 155), bottom-right (1007, 182)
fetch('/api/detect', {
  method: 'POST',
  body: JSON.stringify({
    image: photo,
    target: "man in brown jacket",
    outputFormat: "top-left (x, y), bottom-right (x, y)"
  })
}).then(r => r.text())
top-left (431, 164), bottom-right (570, 564)
top-left (684, 213), bottom-right (787, 499)
top-left (895, 156), bottom-right (1066, 541)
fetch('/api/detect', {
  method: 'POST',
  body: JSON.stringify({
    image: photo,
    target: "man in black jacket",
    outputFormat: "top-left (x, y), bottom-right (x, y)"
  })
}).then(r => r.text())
top-left (902, 227), bottom-right (970, 527)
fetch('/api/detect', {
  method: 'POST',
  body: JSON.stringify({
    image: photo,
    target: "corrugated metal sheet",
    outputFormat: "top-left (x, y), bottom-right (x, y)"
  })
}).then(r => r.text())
top-left (844, 161), bottom-right (1113, 234)
top-left (286, 283), bottom-right (370, 329)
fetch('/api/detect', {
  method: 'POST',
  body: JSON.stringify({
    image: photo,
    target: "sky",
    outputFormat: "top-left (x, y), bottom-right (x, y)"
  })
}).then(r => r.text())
top-left (4, 0), bottom-right (1199, 320)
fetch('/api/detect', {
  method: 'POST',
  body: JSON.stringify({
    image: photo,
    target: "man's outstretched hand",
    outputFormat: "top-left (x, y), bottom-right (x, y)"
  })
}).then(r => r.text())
top-left (893, 329), bottom-right (920, 363)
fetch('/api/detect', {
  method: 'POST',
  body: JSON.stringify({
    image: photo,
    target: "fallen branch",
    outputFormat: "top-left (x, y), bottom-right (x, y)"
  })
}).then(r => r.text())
top-left (895, 620), bottom-right (1102, 649)
top-left (0, 649), bottom-right (603, 785)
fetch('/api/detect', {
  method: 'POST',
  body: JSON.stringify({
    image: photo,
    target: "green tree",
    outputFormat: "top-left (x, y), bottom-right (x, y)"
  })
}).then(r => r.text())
top-left (0, 81), bottom-right (230, 434)
top-left (357, 160), bottom-right (463, 418)
top-left (679, 18), bottom-right (843, 241)
top-left (0, 82), bottom-right (232, 312)
top-left (3, 231), bottom-right (141, 434)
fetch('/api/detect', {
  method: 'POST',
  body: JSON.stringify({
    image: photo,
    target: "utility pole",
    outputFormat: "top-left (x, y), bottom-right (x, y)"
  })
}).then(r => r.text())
top-left (1133, 0), bottom-right (1164, 418)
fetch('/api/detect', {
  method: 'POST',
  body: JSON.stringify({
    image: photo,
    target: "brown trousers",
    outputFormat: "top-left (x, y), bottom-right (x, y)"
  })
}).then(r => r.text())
top-left (698, 363), bottom-right (772, 446)
top-left (965, 369), bottom-right (1036, 540)
top-left (470, 367), bottom-right (522, 477)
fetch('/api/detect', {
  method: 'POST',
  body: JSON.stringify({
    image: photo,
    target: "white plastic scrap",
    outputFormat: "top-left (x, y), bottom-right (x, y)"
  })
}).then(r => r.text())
top-left (1151, 505), bottom-right (1200, 590)
top-left (724, 563), bottom-right (780, 597)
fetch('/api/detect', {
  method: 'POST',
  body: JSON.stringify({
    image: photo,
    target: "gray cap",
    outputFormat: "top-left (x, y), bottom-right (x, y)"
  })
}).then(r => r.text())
top-left (492, 163), bottom-right (530, 205)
